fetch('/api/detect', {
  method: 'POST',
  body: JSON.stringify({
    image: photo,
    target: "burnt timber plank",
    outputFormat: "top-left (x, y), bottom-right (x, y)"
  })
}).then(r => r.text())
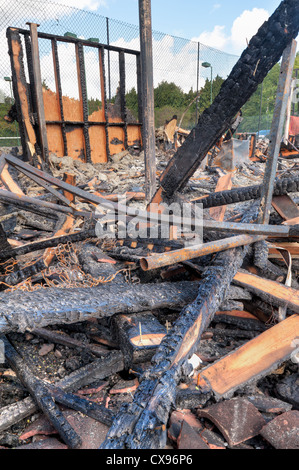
top-left (149, 0), bottom-right (299, 204)
top-left (272, 195), bottom-right (299, 221)
top-left (0, 351), bottom-right (124, 433)
top-left (196, 315), bottom-right (299, 399)
top-left (233, 270), bottom-right (299, 313)
top-left (101, 243), bottom-right (250, 449)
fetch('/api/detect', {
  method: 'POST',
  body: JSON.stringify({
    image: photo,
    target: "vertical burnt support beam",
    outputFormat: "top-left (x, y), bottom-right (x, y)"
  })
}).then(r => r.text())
top-left (6, 28), bottom-right (36, 162)
top-left (27, 23), bottom-right (49, 164)
top-left (139, 0), bottom-right (156, 202)
top-left (258, 40), bottom-right (297, 224)
top-left (23, 34), bottom-right (37, 123)
top-left (75, 43), bottom-right (91, 164)
top-left (119, 51), bottom-right (128, 148)
top-left (99, 46), bottom-right (110, 161)
top-left (106, 17), bottom-right (112, 102)
top-left (136, 54), bottom-right (143, 125)
top-left (196, 42), bottom-right (200, 123)
top-left (52, 38), bottom-right (68, 156)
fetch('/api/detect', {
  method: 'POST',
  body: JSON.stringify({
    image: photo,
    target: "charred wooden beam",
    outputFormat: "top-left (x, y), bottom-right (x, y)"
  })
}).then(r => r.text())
top-left (101, 244), bottom-right (250, 449)
top-left (0, 229), bottom-right (95, 262)
top-left (196, 315), bottom-right (299, 400)
top-left (200, 176), bottom-right (299, 210)
top-left (27, 23), bottom-right (49, 164)
top-left (258, 40), bottom-right (297, 224)
top-left (0, 223), bottom-right (15, 263)
top-left (2, 335), bottom-right (82, 448)
top-left (111, 312), bottom-right (167, 368)
top-left (31, 327), bottom-right (110, 357)
top-left (139, 0), bottom-right (156, 201)
top-left (0, 279), bottom-right (253, 334)
top-left (0, 281), bottom-right (201, 334)
top-left (233, 270), bottom-right (299, 312)
top-left (149, 0), bottom-right (299, 204)
top-left (0, 350), bottom-right (123, 433)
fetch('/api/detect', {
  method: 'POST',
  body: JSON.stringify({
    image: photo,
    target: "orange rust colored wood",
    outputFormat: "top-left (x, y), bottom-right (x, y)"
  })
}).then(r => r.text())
top-left (43, 216), bottom-right (75, 267)
top-left (269, 242), bottom-right (299, 258)
top-left (272, 195), bottom-right (299, 221)
top-left (215, 310), bottom-right (259, 321)
top-left (108, 123), bottom-right (125, 156)
top-left (89, 125), bottom-right (107, 163)
top-left (46, 124), bottom-right (65, 157)
top-left (65, 127), bottom-right (85, 161)
top-left (10, 32), bottom-right (37, 151)
top-left (130, 333), bottom-right (165, 347)
top-left (1, 164), bottom-right (25, 196)
top-left (210, 173), bottom-right (233, 221)
top-left (234, 270), bottom-right (299, 313)
top-left (282, 216), bottom-right (299, 225)
top-left (196, 314), bottom-right (299, 398)
top-left (43, 88), bottom-right (61, 122)
top-left (63, 173), bottom-right (76, 203)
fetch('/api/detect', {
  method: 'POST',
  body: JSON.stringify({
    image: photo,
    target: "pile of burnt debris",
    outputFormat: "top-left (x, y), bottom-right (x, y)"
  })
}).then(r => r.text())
top-left (0, 0), bottom-right (299, 451)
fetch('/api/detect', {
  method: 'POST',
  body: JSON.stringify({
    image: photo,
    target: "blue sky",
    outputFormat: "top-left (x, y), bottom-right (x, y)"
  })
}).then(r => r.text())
top-left (66, 0), bottom-right (283, 54)
top-left (0, 0), bottom-right (293, 99)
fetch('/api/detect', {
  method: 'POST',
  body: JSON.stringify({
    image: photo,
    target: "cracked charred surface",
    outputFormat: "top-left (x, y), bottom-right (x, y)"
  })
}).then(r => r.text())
top-left (101, 244), bottom-right (249, 449)
top-left (201, 176), bottom-right (299, 209)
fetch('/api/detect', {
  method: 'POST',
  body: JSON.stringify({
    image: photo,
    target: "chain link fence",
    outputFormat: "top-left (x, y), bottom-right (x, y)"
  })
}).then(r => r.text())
top-left (0, 0), bottom-right (277, 148)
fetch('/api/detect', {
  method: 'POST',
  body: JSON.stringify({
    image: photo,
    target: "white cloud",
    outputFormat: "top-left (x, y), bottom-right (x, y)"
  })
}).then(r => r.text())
top-left (210, 3), bottom-right (221, 13)
top-left (230, 8), bottom-right (269, 52)
top-left (196, 25), bottom-right (228, 50)
top-left (193, 7), bottom-right (269, 55)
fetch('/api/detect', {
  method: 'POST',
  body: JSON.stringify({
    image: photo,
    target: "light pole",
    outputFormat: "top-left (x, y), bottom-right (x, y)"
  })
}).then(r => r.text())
top-left (202, 62), bottom-right (213, 105)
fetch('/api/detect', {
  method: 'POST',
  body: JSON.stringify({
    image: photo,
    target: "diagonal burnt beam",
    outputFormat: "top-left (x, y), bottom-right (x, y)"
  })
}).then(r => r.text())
top-left (101, 244), bottom-right (250, 449)
top-left (149, 0), bottom-right (299, 205)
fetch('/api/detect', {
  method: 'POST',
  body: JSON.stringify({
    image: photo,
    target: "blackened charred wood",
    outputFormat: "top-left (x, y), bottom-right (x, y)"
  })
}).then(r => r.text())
top-left (2, 336), bottom-right (82, 448)
top-left (1, 258), bottom-right (48, 288)
top-left (0, 280), bottom-right (254, 334)
top-left (151, 0), bottom-right (299, 201)
top-left (201, 176), bottom-right (299, 210)
top-left (77, 243), bottom-right (125, 283)
top-left (32, 327), bottom-right (110, 357)
top-left (111, 312), bottom-right (166, 368)
top-left (18, 211), bottom-right (57, 232)
top-left (0, 223), bottom-right (15, 264)
top-left (0, 281), bottom-right (202, 334)
top-left (48, 385), bottom-right (114, 426)
top-left (0, 229), bottom-right (95, 262)
top-left (0, 190), bottom-right (60, 220)
top-left (101, 244), bottom-right (250, 449)
top-left (0, 350), bottom-right (124, 433)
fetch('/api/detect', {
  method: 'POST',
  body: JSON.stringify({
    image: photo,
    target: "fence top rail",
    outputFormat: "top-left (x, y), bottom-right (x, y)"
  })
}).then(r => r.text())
top-left (7, 27), bottom-right (140, 57)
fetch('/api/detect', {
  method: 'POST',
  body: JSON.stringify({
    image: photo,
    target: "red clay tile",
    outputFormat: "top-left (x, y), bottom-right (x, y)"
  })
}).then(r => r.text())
top-left (178, 421), bottom-right (209, 450)
top-left (197, 397), bottom-right (266, 446)
top-left (260, 410), bottom-right (299, 449)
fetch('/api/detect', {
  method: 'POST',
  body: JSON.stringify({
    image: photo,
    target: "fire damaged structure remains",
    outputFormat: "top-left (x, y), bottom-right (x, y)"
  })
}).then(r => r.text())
top-left (0, 0), bottom-right (298, 451)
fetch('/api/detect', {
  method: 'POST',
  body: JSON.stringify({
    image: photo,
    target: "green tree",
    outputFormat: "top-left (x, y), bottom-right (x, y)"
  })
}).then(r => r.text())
top-left (154, 81), bottom-right (186, 109)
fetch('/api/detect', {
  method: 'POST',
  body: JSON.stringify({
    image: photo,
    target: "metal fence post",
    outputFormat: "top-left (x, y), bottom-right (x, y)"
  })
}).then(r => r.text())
top-left (139, 0), bottom-right (156, 202)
